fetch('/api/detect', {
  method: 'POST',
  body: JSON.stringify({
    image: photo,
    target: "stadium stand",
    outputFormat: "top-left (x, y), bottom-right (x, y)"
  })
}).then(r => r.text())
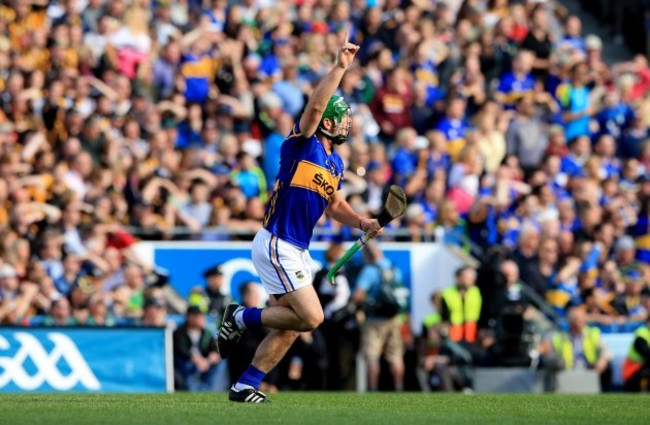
top-left (0, 0), bottom-right (649, 392)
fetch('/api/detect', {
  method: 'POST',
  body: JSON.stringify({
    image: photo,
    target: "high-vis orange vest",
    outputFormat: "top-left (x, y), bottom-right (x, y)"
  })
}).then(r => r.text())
top-left (622, 326), bottom-right (650, 382)
top-left (442, 286), bottom-right (482, 343)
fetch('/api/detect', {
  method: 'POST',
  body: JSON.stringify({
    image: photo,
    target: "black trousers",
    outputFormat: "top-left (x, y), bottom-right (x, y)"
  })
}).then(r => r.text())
top-left (624, 364), bottom-right (650, 392)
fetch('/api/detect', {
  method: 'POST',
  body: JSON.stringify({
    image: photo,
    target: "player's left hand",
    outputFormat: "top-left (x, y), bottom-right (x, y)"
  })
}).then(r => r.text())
top-left (336, 31), bottom-right (359, 70)
top-left (360, 217), bottom-right (382, 238)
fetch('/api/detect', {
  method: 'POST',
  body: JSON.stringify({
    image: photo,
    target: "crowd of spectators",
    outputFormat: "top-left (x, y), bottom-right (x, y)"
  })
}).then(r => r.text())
top-left (1, 0), bottom-right (650, 390)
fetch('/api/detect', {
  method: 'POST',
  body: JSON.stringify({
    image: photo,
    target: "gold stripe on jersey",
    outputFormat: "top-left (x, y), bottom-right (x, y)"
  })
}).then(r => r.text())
top-left (289, 160), bottom-right (340, 201)
top-left (286, 124), bottom-right (302, 140)
top-left (263, 180), bottom-right (280, 227)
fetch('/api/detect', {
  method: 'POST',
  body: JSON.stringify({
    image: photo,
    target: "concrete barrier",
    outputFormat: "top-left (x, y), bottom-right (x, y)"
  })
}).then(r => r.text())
top-left (556, 370), bottom-right (600, 394)
top-left (474, 368), bottom-right (543, 393)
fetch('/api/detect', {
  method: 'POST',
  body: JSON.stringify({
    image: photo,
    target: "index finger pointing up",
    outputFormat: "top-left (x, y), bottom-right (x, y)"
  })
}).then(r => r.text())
top-left (344, 30), bottom-right (349, 45)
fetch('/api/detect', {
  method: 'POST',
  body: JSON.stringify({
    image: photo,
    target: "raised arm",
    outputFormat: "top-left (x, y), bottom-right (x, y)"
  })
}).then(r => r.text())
top-left (299, 32), bottom-right (359, 138)
top-left (86, 76), bottom-right (119, 102)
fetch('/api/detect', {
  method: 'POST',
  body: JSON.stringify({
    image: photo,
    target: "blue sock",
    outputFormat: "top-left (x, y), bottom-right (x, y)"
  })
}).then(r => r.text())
top-left (236, 364), bottom-right (266, 390)
top-left (242, 307), bottom-right (263, 328)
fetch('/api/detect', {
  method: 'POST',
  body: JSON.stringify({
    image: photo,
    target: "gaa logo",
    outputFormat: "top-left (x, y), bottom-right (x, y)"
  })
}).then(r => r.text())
top-left (0, 332), bottom-right (101, 391)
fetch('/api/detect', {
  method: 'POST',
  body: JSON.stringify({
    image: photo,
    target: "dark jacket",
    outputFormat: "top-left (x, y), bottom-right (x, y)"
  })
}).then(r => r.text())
top-left (173, 323), bottom-right (218, 362)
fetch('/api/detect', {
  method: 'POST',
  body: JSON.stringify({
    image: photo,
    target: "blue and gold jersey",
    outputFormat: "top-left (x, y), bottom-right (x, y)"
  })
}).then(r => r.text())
top-left (263, 122), bottom-right (344, 249)
top-left (181, 53), bottom-right (216, 103)
top-left (497, 71), bottom-right (535, 108)
top-left (435, 117), bottom-right (469, 162)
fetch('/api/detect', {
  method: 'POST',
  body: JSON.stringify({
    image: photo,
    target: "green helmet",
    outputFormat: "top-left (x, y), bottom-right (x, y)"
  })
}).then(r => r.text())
top-left (319, 95), bottom-right (351, 145)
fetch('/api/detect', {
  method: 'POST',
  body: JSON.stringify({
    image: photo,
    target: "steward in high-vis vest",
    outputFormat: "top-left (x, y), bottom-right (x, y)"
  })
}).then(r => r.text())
top-left (552, 327), bottom-right (602, 370)
top-left (440, 266), bottom-right (482, 343)
top-left (622, 316), bottom-right (650, 392)
top-left (552, 307), bottom-right (612, 390)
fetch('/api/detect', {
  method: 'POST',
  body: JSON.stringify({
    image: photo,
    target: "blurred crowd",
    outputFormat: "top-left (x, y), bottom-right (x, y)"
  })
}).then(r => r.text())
top-left (1, 0), bottom-right (650, 391)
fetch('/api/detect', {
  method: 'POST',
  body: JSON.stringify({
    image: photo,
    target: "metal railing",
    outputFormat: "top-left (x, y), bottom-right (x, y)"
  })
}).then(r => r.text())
top-left (122, 225), bottom-right (428, 238)
top-left (124, 225), bottom-right (483, 249)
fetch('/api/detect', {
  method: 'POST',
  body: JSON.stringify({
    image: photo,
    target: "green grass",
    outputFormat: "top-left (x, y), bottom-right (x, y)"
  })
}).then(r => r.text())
top-left (1, 393), bottom-right (649, 425)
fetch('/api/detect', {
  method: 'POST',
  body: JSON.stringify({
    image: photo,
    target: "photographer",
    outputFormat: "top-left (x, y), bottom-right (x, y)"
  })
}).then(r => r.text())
top-left (314, 243), bottom-right (355, 390)
top-left (353, 241), bottom-right (408, 392)
top-left (485, 260), bottom-right (536, 367)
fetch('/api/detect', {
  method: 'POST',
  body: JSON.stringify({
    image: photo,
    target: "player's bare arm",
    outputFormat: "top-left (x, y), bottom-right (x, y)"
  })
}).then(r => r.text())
top-left (299, 31), bottom-right (359, 138)
top-left (326, 191), bottom-right (382, 238)
top-left (217, 30), bottom-right (379, 405)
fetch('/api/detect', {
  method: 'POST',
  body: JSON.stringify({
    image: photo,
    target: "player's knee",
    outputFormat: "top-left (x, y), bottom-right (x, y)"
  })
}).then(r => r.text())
top-left (301, 309), bottom-right (324, 331)
top-left (301, 321), bottom-right (320, 332)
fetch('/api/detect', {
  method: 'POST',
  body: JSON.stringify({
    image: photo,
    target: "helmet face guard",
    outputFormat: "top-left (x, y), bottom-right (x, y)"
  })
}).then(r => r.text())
top-left (318, 96), bottom-right (351, 145)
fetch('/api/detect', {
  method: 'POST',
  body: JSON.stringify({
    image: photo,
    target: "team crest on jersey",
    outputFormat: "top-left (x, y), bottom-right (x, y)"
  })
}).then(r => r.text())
top-left (295, 270), bottom-right (305, 280)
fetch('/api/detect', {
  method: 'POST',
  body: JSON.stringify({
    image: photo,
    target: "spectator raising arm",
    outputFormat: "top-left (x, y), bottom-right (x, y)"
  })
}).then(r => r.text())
top-left (0, 282), bottom-right (39, 324)
top-left (85, 76), bottom-right (119, 102)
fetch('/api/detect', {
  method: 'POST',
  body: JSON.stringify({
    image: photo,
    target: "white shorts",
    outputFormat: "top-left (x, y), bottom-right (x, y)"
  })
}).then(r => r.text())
top-left (252, 228), bottom-right (317, 295)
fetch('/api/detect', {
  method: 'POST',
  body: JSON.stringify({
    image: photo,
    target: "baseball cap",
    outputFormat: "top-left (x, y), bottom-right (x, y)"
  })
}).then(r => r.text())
top-left (414, 136), bottom-right (429, 150)
top-left (203, 265), bottom-right (224, 278)
top-left (186, 305), bottom-right (204, 315)
top-left (0, 264), bottom-right (17, 279)
top-left (585, 35), bottom-right (603, 51)
top-left (311, 21), bottom-right (329, 34)
top-left (406, 203), bottom-right (424, 221)
top-left (241, 139), bottom-right (263, 158)
top-left (259, 92), bottom-right (282, 110)
top-left (615, 236), bottom-right (636, 252)
top-left (144, 296), bottom-right (167, 309)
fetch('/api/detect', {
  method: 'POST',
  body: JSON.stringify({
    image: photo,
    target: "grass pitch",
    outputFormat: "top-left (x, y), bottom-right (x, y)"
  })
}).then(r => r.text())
top-left (1, 393), bottom-right (649, 425)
